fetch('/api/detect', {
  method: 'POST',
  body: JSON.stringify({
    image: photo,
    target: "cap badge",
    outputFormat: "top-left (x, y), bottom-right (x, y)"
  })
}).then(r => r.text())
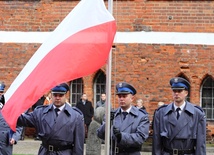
top-left (118, 83), bottom-right (123, 87)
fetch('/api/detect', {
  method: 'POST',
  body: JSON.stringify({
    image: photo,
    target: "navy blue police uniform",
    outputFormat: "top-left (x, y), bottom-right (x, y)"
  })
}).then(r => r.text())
top-left (152, 77), bottom-right (206, 155)
top-left (97, 82), bottom-right (150, 155)
top-left (17, 83), bottom-right (85, 155)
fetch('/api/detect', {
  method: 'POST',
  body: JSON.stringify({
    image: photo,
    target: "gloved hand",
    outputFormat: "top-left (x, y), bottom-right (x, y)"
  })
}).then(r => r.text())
top-left (113, 126), bottom-right (121, 142)
top-left (110, 111), bottom-right (115, 121)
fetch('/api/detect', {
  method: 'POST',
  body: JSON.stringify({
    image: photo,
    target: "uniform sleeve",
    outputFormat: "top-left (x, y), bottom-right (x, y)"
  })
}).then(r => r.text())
top-left (152, 110), bottom-right (162, 155)
top-left (96, 122), bottom-right (106, 140)
top-left (17, 111), bottom-right (37, 127)
top-left (73, 113), bottom-right (85, 155)
top-left (119, 113), bottom-right (150, 147)
top-left (195, 113), bottom-right (206, 155)
top-left (12, 126), bottom-right (23, 143)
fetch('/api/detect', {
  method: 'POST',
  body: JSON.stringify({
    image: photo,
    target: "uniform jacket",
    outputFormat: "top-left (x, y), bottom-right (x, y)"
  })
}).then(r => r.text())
top-left (0, 110), bottom-right (22, 155)
top-left (76, 100), bottom-right (94, 125)
top-left (17, 103), bottom-right (84, 155)
top-left (152, 101), bottom-right (206, 155)
top-left (97, 106), bottom-right (150, 155)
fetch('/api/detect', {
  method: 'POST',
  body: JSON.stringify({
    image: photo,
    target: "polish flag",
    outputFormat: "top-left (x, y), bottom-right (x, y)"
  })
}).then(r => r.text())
top-left (2, 0), bottom-right (116, 131)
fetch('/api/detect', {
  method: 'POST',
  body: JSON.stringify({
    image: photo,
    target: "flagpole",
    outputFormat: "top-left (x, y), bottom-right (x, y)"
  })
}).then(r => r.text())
top-left (105, 0), bottom-right (113, 155)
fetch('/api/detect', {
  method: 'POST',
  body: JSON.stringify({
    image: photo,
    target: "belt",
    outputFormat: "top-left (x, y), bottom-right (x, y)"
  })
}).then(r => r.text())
top-left (163, 147), bottom-right (195, 155)
top-left (115, 147), bottom-right (141, 153)
top-left (42, 143), bottom-right (73, 152)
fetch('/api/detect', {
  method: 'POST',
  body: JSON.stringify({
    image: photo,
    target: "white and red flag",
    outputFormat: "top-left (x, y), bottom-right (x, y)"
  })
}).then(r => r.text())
top-left (2, 0), bottom-right (116, 131)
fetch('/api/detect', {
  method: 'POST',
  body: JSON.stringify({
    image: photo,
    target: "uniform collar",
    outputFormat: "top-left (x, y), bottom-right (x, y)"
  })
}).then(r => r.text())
top-left (121, 106), bottom-right (132, 113)
top-left (115, 106), bottom-right (138, 117)
top-left (44, 103), bottom-right (72, 115)
top-left (53, 104), bottom-right (65, 111)
top-left (165, 101), bottom-right (194, 115)
top-left (174, 102), bottom-right (186, 112)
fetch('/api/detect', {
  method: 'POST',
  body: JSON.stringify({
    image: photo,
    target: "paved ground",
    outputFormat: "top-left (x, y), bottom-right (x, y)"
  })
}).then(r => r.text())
top-left (13, 138), bottom-right (213, 155)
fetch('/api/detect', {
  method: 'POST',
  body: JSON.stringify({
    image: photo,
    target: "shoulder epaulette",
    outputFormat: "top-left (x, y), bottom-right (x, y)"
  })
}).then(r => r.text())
top-left (35, 105), bottom-right (47, 110)
top-left (156, 104), bottom-right (167, 112)
top-left (72, 107), bottom-right (83, 115)
top-left (194, 105), bottom-right (205, 113)
top-left (139, 108), bottom-right (148, 114)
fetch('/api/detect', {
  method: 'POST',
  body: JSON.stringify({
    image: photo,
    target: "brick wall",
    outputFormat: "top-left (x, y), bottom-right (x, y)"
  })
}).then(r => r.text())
top-left (1, 0), bottom-right (214, 136)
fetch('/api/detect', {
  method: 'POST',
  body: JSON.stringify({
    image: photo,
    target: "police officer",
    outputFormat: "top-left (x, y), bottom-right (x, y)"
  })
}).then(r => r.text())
top-left (17, 83), bottom-right (85, 155)
top-left (0, 82), bottom-right (23, 155)
top-left (97, 82), bottom-right (150, 155)
top-left (152, 77), bottom-right (206, 155)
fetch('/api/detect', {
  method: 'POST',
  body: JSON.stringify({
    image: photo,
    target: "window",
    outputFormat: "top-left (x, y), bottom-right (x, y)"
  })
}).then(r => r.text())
top-left (94, 70), bottom-right (106, 106)
top-left (70, 78), bottom-right (83, 106)
top-left (201, 76), bottom-right (214, 120)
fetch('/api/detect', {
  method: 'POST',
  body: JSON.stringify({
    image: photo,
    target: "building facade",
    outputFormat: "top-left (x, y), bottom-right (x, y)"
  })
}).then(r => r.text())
top-left (1, 0), bottom-right (214, 141)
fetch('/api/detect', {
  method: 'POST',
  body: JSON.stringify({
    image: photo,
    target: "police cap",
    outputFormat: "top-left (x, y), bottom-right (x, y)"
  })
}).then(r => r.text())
top-left (51, 83), bottom-right (69, 94)
top-left (116, 82), bottom-right (136, 95)
top-left (0, 82), bottom-right (5, 92)
top-left (170, 77), bottom-right (190, 90)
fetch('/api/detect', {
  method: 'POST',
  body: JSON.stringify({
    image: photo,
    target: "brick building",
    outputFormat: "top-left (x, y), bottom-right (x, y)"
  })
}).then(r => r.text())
top-left (1, 0), bottom-right (214, 141)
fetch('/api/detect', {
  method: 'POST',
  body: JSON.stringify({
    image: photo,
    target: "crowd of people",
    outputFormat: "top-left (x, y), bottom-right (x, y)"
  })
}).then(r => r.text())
top-left (0, 77), bottom-right (207, 155)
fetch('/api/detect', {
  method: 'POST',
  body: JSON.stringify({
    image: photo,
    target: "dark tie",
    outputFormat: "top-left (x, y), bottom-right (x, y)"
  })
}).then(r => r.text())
top-left (176, 108), bottom-right (181, 119)
top-left (122, 112), bottom-right (128, 120)
top-left (55, 108), bottom-right (60, 117)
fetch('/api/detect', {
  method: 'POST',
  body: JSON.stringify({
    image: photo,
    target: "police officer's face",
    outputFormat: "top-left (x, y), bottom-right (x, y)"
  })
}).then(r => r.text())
top-left (172, 89), bottom-right (188, 105)
top-left (52, 93), bottom-right (66, 107)
top-left (117, 94), bottom-right (134, 110)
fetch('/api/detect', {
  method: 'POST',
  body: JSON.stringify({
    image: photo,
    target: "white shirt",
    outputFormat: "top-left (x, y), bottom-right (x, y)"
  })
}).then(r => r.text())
top-left (174, 102), bottom-right (186, 116)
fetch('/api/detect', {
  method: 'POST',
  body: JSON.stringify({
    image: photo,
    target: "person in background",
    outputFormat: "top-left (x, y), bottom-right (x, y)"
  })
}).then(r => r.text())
top-left (96, 93), bottom-right (106, 108)
top-left (43, 91), bottom-right (52, 105)
top-left (0, 82), bottom-right (5, 109)
top-left (97, 82), bottom-right (150, 155)
top-left (157, 101), bottom-right (165, 108)
top-left (76, 93), bottom-right (94, 139)
top-left (152, 77), bottom-right (206, 155)
top-left (135, 98), bottom-right (146, 110)
top-left (0, 82), bottom-right (23, 155)
top-left (17, 83), bottom-right (85, 155)
top-left (151, 101), bottom-right (165, 130)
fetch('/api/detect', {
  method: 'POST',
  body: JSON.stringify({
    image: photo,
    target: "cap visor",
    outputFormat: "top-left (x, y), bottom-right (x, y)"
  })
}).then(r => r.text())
top-left (51, 91), bottom-right (66, 94)
top-left (116, 92), bottom-right (131, 95)
top-left (171, 87), bottom-right (185, 90)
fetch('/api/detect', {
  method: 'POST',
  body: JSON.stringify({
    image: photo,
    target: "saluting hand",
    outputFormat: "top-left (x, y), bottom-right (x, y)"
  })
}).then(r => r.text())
top-left (113, 126), bottom-right (121, 142)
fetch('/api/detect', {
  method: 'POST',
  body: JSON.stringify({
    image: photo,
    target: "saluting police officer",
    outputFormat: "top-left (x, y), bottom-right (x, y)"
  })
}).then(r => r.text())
top-left (152, 77), bottom-right (206, 155)
top-left (17, 83), bottom-right (85, 155)
top-left (97, 82), bottom-right (150, 155)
